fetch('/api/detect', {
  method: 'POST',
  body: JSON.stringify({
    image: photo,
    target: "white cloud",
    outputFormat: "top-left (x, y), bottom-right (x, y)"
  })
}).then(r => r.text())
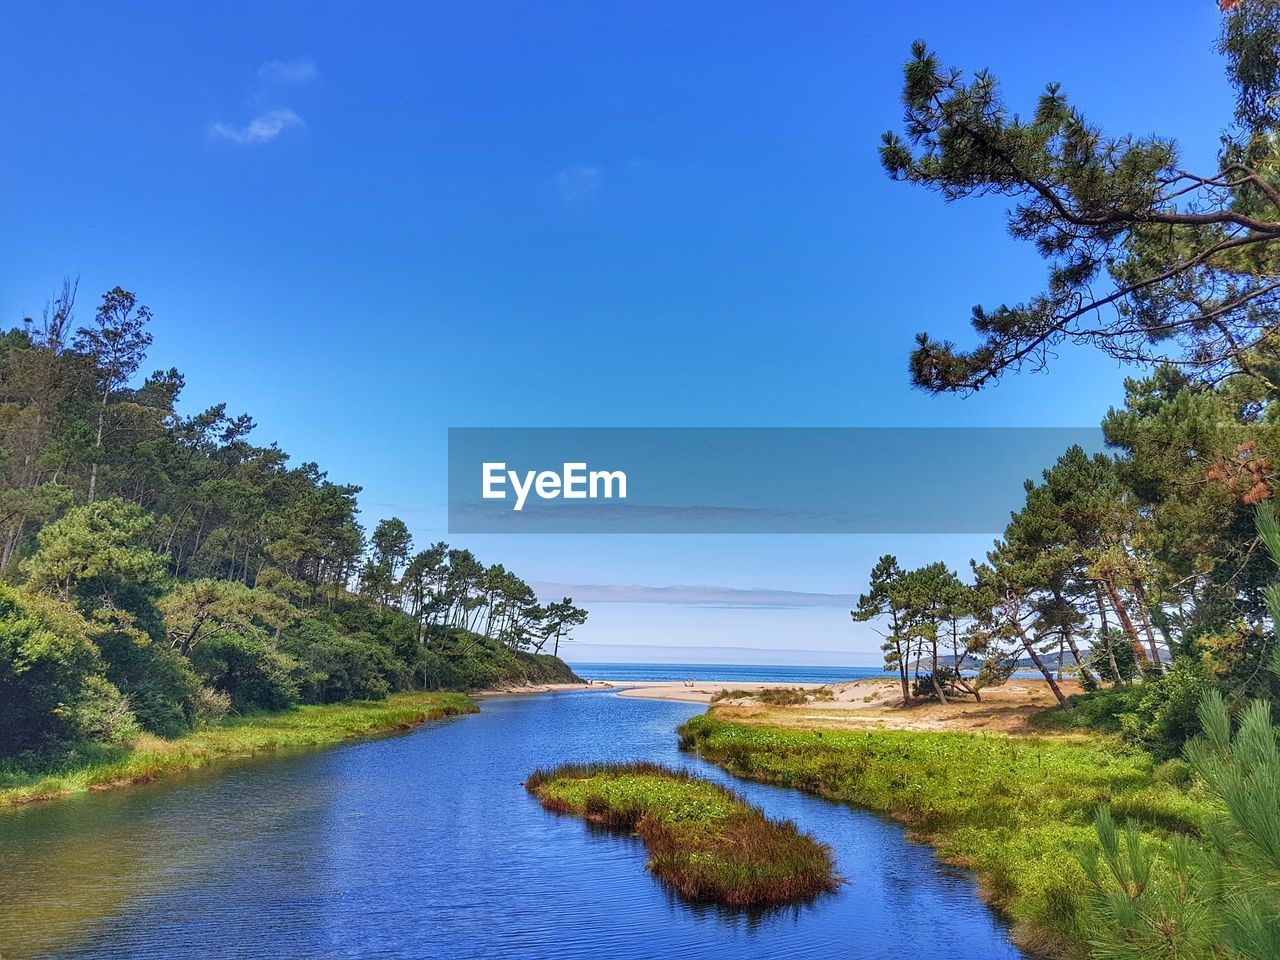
top-left (209, 109), bottom-right (304, 145)
top-left (258, 58), bottom-right (318, 84)
top-left (554, 164), bottom-right (602, 203)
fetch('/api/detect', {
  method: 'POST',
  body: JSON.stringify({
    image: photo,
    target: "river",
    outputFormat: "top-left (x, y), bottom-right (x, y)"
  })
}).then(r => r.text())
top-left (0, 690), bottom-right (1022, 960)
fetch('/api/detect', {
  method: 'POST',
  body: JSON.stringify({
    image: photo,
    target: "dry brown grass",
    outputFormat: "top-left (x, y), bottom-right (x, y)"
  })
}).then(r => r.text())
top-left (707, 677), bottom-right (1089, 737)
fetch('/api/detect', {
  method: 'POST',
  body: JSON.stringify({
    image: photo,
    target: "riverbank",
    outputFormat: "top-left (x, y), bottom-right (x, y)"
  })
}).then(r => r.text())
top-left (678, 712), bottom-right (1207, 957)
top-left (473, 680), bottom-right (608, 697)
top-left (0, 692), bottom-right (477, 809)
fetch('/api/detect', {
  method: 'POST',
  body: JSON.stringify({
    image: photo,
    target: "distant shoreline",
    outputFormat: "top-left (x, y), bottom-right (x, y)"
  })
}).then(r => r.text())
top-left (568, 662), bottom-right (887, 685)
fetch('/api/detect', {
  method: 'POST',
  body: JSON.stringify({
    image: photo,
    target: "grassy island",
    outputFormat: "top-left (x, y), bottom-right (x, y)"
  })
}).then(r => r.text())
top-left (0, 691), bottom-right (477, 808)
top-left (525, 761), bottom-right (840, 907)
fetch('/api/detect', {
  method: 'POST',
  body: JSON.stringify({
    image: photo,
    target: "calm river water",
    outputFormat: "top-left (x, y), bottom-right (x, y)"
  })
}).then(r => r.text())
top-left (0, 690), bottom-right (1022, 960)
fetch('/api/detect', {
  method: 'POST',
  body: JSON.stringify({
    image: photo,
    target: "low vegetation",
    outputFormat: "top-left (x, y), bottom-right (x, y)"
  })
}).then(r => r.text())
top-left (678, 714), bottom-right (1206, 955)
top-left (708, 686), bottom-right (830, 706)
top-left (525, 761), bottom-right (840, 907)
top-left (0, 691), bottom-right (476, 807)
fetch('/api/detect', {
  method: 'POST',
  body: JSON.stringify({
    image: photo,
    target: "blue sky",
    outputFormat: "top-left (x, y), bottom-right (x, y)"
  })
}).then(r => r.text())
top-left (0, 1), bottom-right (1233, 664)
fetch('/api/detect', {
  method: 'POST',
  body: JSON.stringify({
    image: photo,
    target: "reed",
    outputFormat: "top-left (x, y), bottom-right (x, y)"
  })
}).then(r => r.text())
top-left (525, 761), bottom-right (840, 906)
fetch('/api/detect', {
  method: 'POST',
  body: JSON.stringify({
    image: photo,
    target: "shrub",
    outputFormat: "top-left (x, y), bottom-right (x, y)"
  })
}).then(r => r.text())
top-left (710, 686), bottom-right (816, 706)
top-left (1152, 758), bottom-right (1194, 790)
top-left (976, 657), bottom-right (1015, 688)
top-left (68, 674), bottom-right (141, 746)
top-left (285, 621), bottom-right (406, 703)
top-left (1137, 657), bottom-right (1212, 758)
top-left (0, 584), bottom-right (107, 755)
top-left (411, 628), bottom-right (581, 690)
top-left (1088, 629), bottom-right (1140, 683)
top-left (188, 685), bottom-right (232, 728)
top-left (190, 633), bottom-right (301, 712)
top-left (93, 626), bottom-right (202, 737)
top-left (1033, 660), bottom-right (1213, 759)
top-left (1082, 690), bottom-right (1280, 959)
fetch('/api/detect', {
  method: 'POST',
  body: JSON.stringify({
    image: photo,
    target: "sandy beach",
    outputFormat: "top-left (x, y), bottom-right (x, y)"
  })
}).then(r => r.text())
top-left (473, 681), bottom-right (614, 697)
top-left (615, 680), bottom-right (820, 703)
top-left (614, 676), bottom-right (1085, 734)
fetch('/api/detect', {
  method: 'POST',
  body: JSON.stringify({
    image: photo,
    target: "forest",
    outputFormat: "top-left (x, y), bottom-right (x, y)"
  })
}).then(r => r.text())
top-left (0, 283), bottom-right (586, 764)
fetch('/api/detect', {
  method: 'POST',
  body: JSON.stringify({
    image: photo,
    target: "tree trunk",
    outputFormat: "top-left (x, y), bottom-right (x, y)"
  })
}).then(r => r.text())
top-left (1062, 625), bottom-right (1098, 688)
top-left (950, 618), bottom-right (980, 701)
top-left (1101, 579), bottom-right (1149, 665)
top-left (1012, 619), bottom-right (1071, 710)
top-left (1, 520), bottom-right (23, 570)
top-left (929, 634), bottom-right (948, 704)
top-left (1132, 580), bottom-right (1163, 668)
top-left (1093, 584), bottom-right (1123, 685)
top-left (88, 387), bottom-right (108, 502)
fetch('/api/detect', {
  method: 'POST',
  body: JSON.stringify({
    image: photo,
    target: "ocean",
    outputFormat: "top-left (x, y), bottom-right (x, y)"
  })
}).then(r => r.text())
top-left (567, 661), bottom-right (888, 684)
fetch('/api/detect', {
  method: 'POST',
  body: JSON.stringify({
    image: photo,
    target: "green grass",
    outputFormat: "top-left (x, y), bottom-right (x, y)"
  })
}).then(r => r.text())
top-left (0, 691), bottom-right (477, 807)
top-left (525, 761), bottom-right (841, 906)
top-left (678, 714), bottom-right (1211, 957)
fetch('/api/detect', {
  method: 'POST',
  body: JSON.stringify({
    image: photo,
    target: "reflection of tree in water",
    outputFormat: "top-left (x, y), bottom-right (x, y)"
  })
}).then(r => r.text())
top-left (0, 754), bottom-right (339, 960)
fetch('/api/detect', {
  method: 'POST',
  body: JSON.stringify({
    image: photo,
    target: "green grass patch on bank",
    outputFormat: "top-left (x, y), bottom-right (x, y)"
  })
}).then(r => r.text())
top-left (0, 691), bottom-right (477, 808)
top-left (678, 714), bottom-right (1210, 956)
top-left (525, 761), bottom-right (841, 906)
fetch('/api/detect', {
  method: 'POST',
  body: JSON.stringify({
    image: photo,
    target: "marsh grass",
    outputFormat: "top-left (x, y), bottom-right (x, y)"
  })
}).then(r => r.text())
top-left (677, 714), bottom-right (1211, 956)
top-left (525, 761), bottom-right (840, 906)
top-left (0, 692), bottom-right (477, 807)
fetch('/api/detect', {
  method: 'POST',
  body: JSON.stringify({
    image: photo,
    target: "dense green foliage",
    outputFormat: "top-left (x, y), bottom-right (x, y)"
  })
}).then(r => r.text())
top-left (679, 714), bottom-right (1205, 956)
top-left (883, 4), bottom-right (1280, 394)
top-left (0, 284), bottom-right (584, 765)
top-left (0, 582), bottom-right (134, 754)
top-left (862, 4), bottom-right (1280, 768)
top-left (0, 691), bottom-right (476, 807)
top-left (866, 24), bottom-right (1280, 938)
top-left (525, 761), bottom-right (840, 906)
top-left (1070, 505), bottom-right (1280, 958)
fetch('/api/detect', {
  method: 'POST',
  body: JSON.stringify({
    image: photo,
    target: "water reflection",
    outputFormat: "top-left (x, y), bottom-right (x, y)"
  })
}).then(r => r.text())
top-left (0, 692), bottom-right (1022, 960)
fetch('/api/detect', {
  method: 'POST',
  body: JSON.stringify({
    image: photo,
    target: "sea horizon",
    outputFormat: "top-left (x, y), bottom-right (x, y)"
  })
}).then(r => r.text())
top-left (567, 661), bottom-right (888, 684)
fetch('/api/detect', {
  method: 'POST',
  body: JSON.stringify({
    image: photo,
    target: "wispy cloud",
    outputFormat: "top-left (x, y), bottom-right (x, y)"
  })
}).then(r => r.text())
top-left (209, 57), bottom-right (316, 146)
top-left (209, 109), bottom-right (304, 145)
top-left (530, 582), bottom-right (855, 609)
top-left (258, 58), bottom-right (319, 85)
top-left (554, 164), bottom-right (602, 203)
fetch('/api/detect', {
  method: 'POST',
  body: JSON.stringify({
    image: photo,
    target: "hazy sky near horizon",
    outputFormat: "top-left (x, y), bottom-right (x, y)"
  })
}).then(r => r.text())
top-left (1, 2), bottom-right (1233, 664)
